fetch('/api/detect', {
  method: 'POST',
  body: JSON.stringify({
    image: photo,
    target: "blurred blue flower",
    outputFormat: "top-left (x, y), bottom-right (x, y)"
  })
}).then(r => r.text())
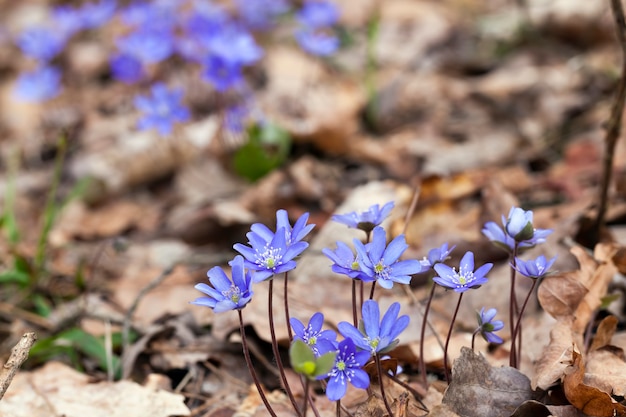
top-left (354, 226), bottom-right (422, 289)
top-left (224, 104), bottom-right (250, 133)
top-left (323, 338), bottom-right (370, 401)
top-left (433, 251), bottom-right (492, 293)
top-left (513, 255), bottom-right (556, 279)
top-left (236, 0), bottom-right (289, 30)
top-left (51, 6), bottom-right (85, 37)
top-left (79, 0), bottom-right (117, 29)
top-left (117, 27), bottom-right (175, 64)
top-left (202, 55), bottom-right (243, 92)
top-left (296, 29), bottom-right (339, 56)
top-left (207, 26), bottom-right (263, 66)
top-left (134, 83), bottom-right (190, 136)
top-left (297, 0), bottom-right (339, 28)
top-left (109, 53), bottom-right (145, 83)
top-left (14, 66), bottom-right (61, 102)
top-left (338, 300), bottom-right (409, 355)
top-left (120, 0), bottom-right (177, 29)
top-left (322, 241), bottom-right (374, 281)
top-left (332, 201), bottom-right (394, 232)
top-left (476, 307), bottom-right (504, 344)
top-left (482, 206), bottom-right (552, 252)
top-left (17, 27), bottom-right (66, 62)
top-left (290, 312), bottom-right (337, 356)
top-left (191, 255), bottom-right (254, 313)
top-left (420, 242), bottom-right (456, 269)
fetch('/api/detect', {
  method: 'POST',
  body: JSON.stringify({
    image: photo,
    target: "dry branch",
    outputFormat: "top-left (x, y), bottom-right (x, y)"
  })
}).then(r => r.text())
top-left (0, 332), bottom-right (37, 401)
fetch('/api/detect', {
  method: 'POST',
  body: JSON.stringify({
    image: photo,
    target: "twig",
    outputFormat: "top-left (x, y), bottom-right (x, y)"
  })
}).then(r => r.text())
top-left (594, 0), bottom-right (626, 241)
top-left (0, 332), bottom-right (37, 401)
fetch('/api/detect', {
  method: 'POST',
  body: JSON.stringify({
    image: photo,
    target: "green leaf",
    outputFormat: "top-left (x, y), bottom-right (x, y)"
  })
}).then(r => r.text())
top-left (314, 351), bottom-right (337, 377)
top-left (290, 339), bottom-right (316, 377)
top-left (232, 122), bottom-right (291, 182)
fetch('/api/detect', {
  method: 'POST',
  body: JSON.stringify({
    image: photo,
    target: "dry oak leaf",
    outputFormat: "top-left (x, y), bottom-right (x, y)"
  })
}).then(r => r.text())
top-left (532, 318), bottom-right (576, 391)
top-left (537, 244), bottom-right (617, 334)
top-left (585, 348), bottom-right (626, 397)
top-left (563, 350), bottom-right (626, 417)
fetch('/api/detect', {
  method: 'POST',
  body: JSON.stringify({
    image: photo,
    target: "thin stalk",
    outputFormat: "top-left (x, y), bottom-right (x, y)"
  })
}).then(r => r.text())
top-left (238, 310), bottom-right (278, 417)
top-left (360, 280), bottom-right (365, 311)
top-left (336, 401), bottom-right (341, 417)
top-left (375, 354), bottom-right (395, 417)
top-left (302, 379), bottom-right (310, 417)
top-left (419, 283), bottom-right (437, 389)
top-left (369, 281), bottom-right (376, 300)
top-left (268, 279), bottom-right (303, 416)
top-left (509, 246), bottom-right (519, 367)
top-left (443, 292), bottom-right (464, 384)
top-left (510, 279), bottom-right (538, 366)
top-left (471, 330), bottom-right (478, 352)
top-left (352, 280), bottom-right (358, 327)
top-left (284, 271), bottom-right (293, 341)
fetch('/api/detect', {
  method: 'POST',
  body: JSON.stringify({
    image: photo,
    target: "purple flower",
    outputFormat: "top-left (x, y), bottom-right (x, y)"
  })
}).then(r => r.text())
top-left (513, 255), bottom-right (556, 279)
top-left (476, 308), bottom-right (504, 344)
top-left (233, 212), bottom-right (311, 282)
top-left (14, 66), bottom-right (61, 102)
top-left (120, 1), bottom-right (176, 30)
top-left (109, 53), bottom-right (145, 84)
top-left (354, 227), bottom-right (422, 289)
top-left (17, 27), bottom-right (66, 62)
top-left (236, 0), bottom-right (289, 30)
top-left (296, 29), bottom-right (339, 56)
top-left (338, 300), bottom-right (409, 355)
top-left (51, 6), bottom-right (85, 37)
top-left (324, 338), bottom-right (370, 401)
top-left (117, 27), bottom-right (174, 64)
top-left (332, 201), bottom-right (394, 233)
top-left (79, 0), bottom-right (117, 29)
top-left (297, 0), bottom-right (339, 28)
top-left (202, 55), bottom-right (243, 92)
top-left (433, 251), bottom-right (492, 293)
top-left (134, 83), bottom-right (190, 136)
top-left (290, 312), bottom-right (337, 356)
top-left (322, 241), bottom-right (374, 281)
top-left (420, 242), bottom-right (456, 269)
top-left (482, 206), bottom-right (552, 252)
top-left (191, 255), bottom-right (254, 313)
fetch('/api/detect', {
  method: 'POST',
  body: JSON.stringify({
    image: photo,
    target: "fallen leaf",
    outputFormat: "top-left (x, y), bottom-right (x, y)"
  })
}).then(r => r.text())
top-left (563, 350), bottom-right (626, 417)
top-left (510, 400), bottom-right (553, 417)
top-left (442, 347), bottom-right (533, 417)
top-left (0, 361), bottom-right (190, 417)
top-left (532, 318), bottom-right (576, 390)
top-left (585, 348), bottom-right (626, 396)
top-left (589, 315), bottom-right (618, 352)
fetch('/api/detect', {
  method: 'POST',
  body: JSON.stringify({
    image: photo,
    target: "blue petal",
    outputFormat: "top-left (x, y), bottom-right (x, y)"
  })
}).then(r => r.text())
top-left (290, 317), bottom-right (306, 338)
top-left (233, 243), bottom-right (257, 263)
top-left (382, 234), bottom-right (408, 265)
top-left (190, 297), bottom-right (217, 308)
top-left (250, 223), bottom-right (274, 243)
top-left (376, 277), bottom-right (394, 289)
top-left (213, 300), bottom-right (236, 313)
top-left (388, 315), bottom-right (410, 341)
top-left (361, 300), bottom-right (380, 339)
top-left (379, 302), bottom-right (400, 338)
top-left (309, 312), bottom-right (324, 332)
top-left (228, 255), bottom-right (246, 289)
top-left (460, 251), bottom-right (475, 272)
top-left (207, 267), bottom-right (232, 292)
top-left (194, 283), bottom-right (221, 300)
top-left (433, 263), bottom-right (456, 281)
top-left (337, 322), bottom-right (369, 351)
top-left (350, 368), bottom-right (371, 390)
top-left (391, 259), bottom-right (423, 276)
top-left (474, 263), bottom-right (493, 280)
top-left (325, 373), bottom-right (347, 401)
top-left (368, 227), bottom-right (387, 263)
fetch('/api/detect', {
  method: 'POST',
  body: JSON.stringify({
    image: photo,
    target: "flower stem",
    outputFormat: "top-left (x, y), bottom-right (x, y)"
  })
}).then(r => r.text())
top-left (419, 283), bottom-right (437, 389)
top-left (238, 310), bottom-right (278, 417)
top-left (511, 279), bottom-right (537, 368)
top-left (443, 292), bottom-right (464, 384)
top-left (284, 271), bottom-right (293, 341)
top-left (302, 378), bottom-right (310, 417)
top-left (352, 280), bottom-right (358, 327)
top-left (369, 281), bottom-right (376, 300)
top-left (336, 401), bottom-right (341, 417)
top-left (376, 354), bottom-right (395, 417)
top-left (268, 279), bottom-right (303, 417)
top-left (471, 330), bottom-right (478, 352)
top-left (509, 246), bottom-right (519, 367)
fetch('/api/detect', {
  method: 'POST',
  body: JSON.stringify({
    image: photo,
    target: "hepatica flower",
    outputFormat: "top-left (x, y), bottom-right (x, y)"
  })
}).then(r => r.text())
top-left (14, 66), bottom-right (61, 102)
top-left (191, 255), bottom-right (253, 313)
top-left (483, 206), bottom-right (552, 252)
top-left (324, 338), bottom-right (371, 401)
top-left (420, 242), bottom-right (456, 269)
top-left (134, 83), bottom-right (190, 136)
top-left (355, 226), bottom-right (422, 289)
top-left (476, 307), bottom-right (504, 344)
top-left (236, 0), bottom-right (289, 30)
top-left (290, 312), bottom-right (337, 356)
top-left (296, 29), bottom-right (339, 56)
top-left (513, 255), bottom-right (556, 279)
top-left (332, 201), bottom-right (394, 233)
top-left (297, 0), bottom-right (339, 28)
top-left (17, 26), bottom-right (67, 62)
top-left (322, 241), bottom-right (373, 281)
top-left (338, 300), bottom-right (409, 355)
top-left (433, 251), bottom-right (492, 293)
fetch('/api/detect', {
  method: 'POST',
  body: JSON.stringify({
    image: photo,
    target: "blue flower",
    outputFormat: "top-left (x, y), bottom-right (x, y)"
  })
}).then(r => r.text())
top-left (248, 210), bottom-right (315, 247)
top-left (120, 1), bottom-right (176, 30)
top-left (322, 241), bottom-right (374, 281)
top-left (191, 255), bottom-right (254, 313)
top-left (117, 27), bottom-right (175, 64)
top-left (134, 83), bottom-right (190, 136)
top-left (354, 227), bottom-right (422, 289)
top-left (51, 6), bottom-right (85, 37)
top-left (420, 242), bottom-right (456, 269)
top-left (297, 0), bottom-right (339, 28)
top-left (109, 53), bottom-right (145, 84)
top-left (79, 0), bottom-right (117, 29)
top-left (476, 307), bottom-right (504, 344)
top-left (236, 0), bottom-right (289, 30)
top-left (433, 251), bottom-right (492, 293)
top-left (513, 255), bottom-right (556, 279)
top-left (17, 26), bottom-right (67, 62)
top-left (202, 55), bottom-right (243, 92)
top-left (290, 312), bottom-right (337, 356)
top-left (338, 300), bottom-right (409, 355)
top-left (296, 29), bottom-right (339, 56)
top-left (332, 201), bottom-right (394, 232)
top-left (14, 66), bottom-right (61, 102)
top-left (324, 338), bottom-right (370, 401)
top-left (482, 206), bottom-right (552, 252)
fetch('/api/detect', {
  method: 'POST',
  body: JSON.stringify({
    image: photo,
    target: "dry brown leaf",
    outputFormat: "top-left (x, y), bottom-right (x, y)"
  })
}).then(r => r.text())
top-left (0, 361), bottom-right (190, 417)
top-left (532, 318), bottom-right (576, 390)
top-left (537, 245), bottom-right (616, 334)
top-left (589, 315), bottom-right (619, 352)
top-left (585, 348), bottom-right (626, 396)
top-left (563, 350), bottom-right (626, 417)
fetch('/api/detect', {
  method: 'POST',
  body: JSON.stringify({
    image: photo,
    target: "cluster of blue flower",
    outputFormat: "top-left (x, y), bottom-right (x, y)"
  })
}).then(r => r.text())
top-left (191, 202), bottom-right (555, 414)
top-left (11, 0), bottom-right (340, 136)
